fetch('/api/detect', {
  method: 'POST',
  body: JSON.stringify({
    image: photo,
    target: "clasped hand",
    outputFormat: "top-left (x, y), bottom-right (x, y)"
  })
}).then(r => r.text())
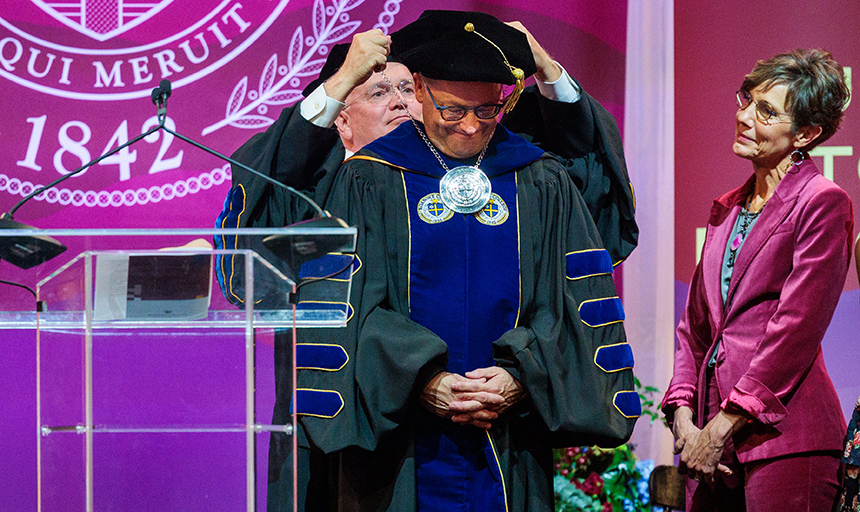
top-left (673, 406), bottom-right (745, 486)
top-left (420, 367), bottom-right (525, 430)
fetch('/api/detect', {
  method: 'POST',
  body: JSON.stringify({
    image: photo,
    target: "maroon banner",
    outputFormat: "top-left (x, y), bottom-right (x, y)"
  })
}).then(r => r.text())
top-left (675, 1), bottom-right (860, 289)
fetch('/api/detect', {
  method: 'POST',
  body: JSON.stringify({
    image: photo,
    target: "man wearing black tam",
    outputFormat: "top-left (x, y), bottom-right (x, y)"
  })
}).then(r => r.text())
top-left (267, 9), bottom-right (640, 512)
top-left (216, 25), bottom-right (637, 266)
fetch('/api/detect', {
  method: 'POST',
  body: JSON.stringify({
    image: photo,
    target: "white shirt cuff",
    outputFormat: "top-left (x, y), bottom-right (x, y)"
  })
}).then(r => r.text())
top-left (299, 84), bottom-right (345, 128)
top-left (535, 63), bottom-right (581, 104)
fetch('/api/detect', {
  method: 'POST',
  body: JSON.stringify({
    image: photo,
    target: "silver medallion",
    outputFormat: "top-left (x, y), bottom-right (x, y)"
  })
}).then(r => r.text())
top-left (438, 166), bottom-right (492, 214)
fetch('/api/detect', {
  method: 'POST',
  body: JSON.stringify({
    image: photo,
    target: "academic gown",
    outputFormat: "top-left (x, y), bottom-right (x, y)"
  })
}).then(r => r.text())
top-left (276, 121), bottom-right (639, 512)
top-left (214, 87), bottom-right (639, 511)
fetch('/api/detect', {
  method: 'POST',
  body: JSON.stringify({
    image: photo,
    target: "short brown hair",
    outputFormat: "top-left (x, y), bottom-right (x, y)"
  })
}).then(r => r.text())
top-left (740, 49), bottom-right (849, 151)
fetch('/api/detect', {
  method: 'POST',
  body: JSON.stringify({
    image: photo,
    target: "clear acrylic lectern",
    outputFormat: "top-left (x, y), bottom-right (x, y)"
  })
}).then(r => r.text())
top-left (0, 226), bottom-right (356, 512)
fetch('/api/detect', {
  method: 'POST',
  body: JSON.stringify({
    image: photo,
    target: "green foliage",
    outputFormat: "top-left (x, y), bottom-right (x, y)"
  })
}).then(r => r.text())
top-left (635, 376), bottom-right (666, 427)
top-left (553, 444), bottom-right (653, 512)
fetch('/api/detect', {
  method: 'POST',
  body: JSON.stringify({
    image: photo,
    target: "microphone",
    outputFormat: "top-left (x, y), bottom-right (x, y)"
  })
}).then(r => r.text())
top-left (150, 86), bottom-right (161, 105)
top-left (151, 79), bottom-right (171, 106)
top-left (157, 79), bottom-right (172, 102)
top-left (151, 79), bottom-right (171, 119)
top-left (1, 80), bottom-right (351, 270)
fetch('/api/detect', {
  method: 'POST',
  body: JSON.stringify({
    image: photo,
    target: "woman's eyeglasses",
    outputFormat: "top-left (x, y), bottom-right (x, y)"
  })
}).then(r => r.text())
top-left (736, 90), bottom-right (792, 123)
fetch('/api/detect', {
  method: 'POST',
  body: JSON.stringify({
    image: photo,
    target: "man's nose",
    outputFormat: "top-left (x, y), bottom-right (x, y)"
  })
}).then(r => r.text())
top-left (459, 111), bottom-right (483, 134)
top-left (388, 91), bottom-right (407, 109)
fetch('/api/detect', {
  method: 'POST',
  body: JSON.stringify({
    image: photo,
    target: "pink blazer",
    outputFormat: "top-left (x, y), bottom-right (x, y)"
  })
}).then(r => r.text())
top-left (663, 159), bottom-right (853, 463)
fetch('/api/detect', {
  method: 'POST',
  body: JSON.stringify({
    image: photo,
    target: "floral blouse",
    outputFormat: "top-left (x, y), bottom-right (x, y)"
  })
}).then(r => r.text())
top-left (835, 395), bottom-right (860, 512)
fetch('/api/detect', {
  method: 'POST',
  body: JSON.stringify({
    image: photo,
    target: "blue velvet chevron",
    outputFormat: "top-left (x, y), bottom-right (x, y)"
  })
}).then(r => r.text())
top-left (613, 391), bottom-right (641, 418)
top-left (214, 185), bottom-right (246, 305)
top-left (292, 389), bottom-right (344, 418)
top-left (296, 343), bottom-right (348, 371)
top-left (594, 343), bottom-right (635, 373)
top-left (579, 297), bottom-right (625, 327)
top-left (566, 249), bottom-right (613, 280)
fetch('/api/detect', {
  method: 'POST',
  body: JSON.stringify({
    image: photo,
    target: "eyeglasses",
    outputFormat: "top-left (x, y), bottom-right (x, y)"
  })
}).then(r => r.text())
top-left (735, 90), bottom-right (792, 123)
top-left (424, 84), bottom-right (505, 121)
top-left (346, 80), bottom-right (416, 108)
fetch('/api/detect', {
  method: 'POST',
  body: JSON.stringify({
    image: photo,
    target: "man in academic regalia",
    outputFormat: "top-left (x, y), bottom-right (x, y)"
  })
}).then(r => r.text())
top-left (216, 25), bottom-right (637, 267)
top-left (269, 10), bottom-right (640, 512)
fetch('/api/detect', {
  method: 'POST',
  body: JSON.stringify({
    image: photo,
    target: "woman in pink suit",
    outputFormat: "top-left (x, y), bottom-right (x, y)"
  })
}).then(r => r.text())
top-left (662, 49), bottom-right (853, 511)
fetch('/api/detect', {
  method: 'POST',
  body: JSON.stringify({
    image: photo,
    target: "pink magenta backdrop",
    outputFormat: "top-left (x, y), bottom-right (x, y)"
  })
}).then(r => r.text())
top-left (675, 1), bottom-right (860, 288)
top-left (0, 0), bottom-right (626, 234)
top-left (0, 1), bottom-right (627, 510)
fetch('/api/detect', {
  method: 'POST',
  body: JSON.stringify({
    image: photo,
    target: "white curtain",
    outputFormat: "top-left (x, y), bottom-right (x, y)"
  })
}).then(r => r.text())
top-left (623, 0), bottom-right (676, 465)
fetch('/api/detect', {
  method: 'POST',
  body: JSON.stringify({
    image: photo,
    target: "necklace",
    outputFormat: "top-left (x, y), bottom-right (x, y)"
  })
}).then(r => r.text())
top-left (726, 197), bottom-right (766, 268)
top-left (382, 72), bottom-right (493, 214)
top-left (728, 152), bottom-right (798, 268)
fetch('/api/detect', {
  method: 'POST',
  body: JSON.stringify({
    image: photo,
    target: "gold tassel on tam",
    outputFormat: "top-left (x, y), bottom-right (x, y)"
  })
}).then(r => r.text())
top-left (464, 22), bottom-right (524, 113)
top-left (506, 67), bottom-right (524, 113)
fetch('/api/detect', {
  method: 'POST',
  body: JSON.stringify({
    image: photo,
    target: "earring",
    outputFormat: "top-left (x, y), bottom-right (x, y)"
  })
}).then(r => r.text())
top-left (790, 149), bottom-right (806, 166)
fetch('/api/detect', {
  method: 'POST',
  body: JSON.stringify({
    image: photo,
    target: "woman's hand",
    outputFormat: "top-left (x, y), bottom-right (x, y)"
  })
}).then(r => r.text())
top-left (671, 406), bottom-right (700, 455)
top-left (679, 409), bottom-right (747, 485)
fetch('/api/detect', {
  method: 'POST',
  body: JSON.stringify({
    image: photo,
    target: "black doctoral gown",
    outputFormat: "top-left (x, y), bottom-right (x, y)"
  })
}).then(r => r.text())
top-left (214, 86), bottom-right (639, 512)
top-left (268, 121), bottom-right (639, 512)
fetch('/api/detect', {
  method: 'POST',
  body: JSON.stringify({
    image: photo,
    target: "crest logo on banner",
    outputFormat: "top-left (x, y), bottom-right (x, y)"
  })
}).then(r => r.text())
top-left (31, 0), bottom-right (176, 42)
top-left (0, 0), bottom-right (403, 218)
top-left (0, 0), bottom-right (292, 100)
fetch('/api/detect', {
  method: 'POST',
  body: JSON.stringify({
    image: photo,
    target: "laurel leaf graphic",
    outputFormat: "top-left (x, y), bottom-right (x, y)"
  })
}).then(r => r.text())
top-left (340, 0), bottom-right (366, 13)
top-left (266, 90), bottom-right (304, 105)
top-left (295, 58), bottom-right (327, 77)
top-left (230, 116), bottom-right (275, 129)
top-left (202, 0), bottom-right (403, 137)
top-left (322, 21), bottom-right (362, 44)
top-left (288, 26), bottom-right (304, 70)
top-left (260, 54), bottom-right (278, 95)
top-left (227, 77), bottom-right (248, 117)
top-left (312, 0), bottom-right (326, 40)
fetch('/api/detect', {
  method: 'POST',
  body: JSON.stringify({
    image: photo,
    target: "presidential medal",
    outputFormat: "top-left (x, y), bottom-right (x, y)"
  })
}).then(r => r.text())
top-left (439, 166), bottom-right (491, 214)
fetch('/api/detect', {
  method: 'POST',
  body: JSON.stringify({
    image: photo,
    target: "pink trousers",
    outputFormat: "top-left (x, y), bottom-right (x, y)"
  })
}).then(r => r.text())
top-left (685, 451), bottom-right (840, 512)
top-left (685, 367), bottom-right (840, 511)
